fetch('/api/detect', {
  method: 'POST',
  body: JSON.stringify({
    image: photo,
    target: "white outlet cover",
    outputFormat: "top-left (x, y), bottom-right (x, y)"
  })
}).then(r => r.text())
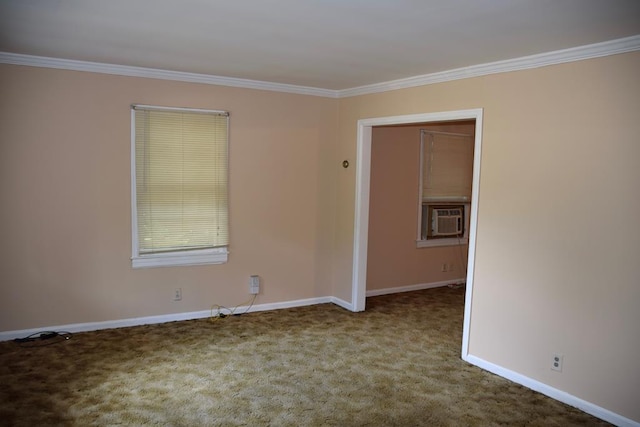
top-left (552, 353), bottom-right (563, 372)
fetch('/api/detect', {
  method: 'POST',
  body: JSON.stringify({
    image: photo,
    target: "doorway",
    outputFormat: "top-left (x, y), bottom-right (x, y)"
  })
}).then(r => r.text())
top-left (350, 109), bottom-right (483, 359)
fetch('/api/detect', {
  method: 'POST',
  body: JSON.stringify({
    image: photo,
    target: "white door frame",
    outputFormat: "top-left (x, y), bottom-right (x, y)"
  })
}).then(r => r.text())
top-left (351, 108), bottom-right (483, 359)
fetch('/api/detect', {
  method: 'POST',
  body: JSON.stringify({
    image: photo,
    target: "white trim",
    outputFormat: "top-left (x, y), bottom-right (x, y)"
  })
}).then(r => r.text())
top-left (462, 109), bottom-right (483, 358)
top-left (339, 35), bottom-right (640, 97)
top-left (465, 354), bottom-right (640, 427)
top-left (329, 296), bottom-right (354, 311)
top-left (0, 296), bottom-right (334, 342)
top-left (352, 108), bottom-right (483, 361)
top-left (416, 139), bottom-right (426, 241)
top-left (423, 196), bottom-right (471, 203)
top-left (351, 125), bottom-right (372, 312)
top-left (130, 108), bottom-right (139, 264)
top-left (366, 280), bottom-right (463, 297)
top-left (416, 237), bottom-right (469, 248)
top-left (131, 247), bottom-right (229, 268)
top-left (132, 104), bottom-right (229, 115)
top-left (0, 52), bottom-right (338, 98)
top-left (1, 36), bottom-right (638, 99)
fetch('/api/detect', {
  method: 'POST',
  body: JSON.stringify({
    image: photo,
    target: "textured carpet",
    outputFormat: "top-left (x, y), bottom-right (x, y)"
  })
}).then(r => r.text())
top-left (0, 287), bottom-right (609, 426)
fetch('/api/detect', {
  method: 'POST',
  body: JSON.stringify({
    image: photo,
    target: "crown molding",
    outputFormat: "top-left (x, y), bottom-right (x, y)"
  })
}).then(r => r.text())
top-left (0, 51), bottom-right (340, 98)
top-left (337, 35), bottom-right (640, 98)
top-left (1, 35), bottom-right (638, 99)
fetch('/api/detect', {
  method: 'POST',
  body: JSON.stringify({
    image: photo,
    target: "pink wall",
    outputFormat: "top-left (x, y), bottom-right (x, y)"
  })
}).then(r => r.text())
top-left (338, 52), bottom-right (640, 422)
top-left (367, 123), bottom-right (473, 291)
top-left (0, 64), bottom-right (338, 330)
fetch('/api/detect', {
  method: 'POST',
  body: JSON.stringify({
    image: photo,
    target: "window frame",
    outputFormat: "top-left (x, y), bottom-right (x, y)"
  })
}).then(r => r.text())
top-left (130, 105), bottom-right (229, 268)
top-left (416, 129), bottom-right (473, 248)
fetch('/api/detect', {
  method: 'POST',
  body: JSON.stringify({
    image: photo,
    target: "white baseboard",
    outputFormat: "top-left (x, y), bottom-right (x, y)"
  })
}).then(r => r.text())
top-left (464, 354), bottom-right (639, 427)
top-left (0, 296), bottom-right (333, 342)
top-left (1, 284), bottom-right (454, 341)
top-left (366, 279), bottom-right (464, 297)
top-left (330, 296), bottom-right (353, 311)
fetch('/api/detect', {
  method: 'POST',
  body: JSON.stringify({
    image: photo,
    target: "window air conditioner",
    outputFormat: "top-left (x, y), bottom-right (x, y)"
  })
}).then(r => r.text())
top-left (432, 207), bottom-right (463, 236)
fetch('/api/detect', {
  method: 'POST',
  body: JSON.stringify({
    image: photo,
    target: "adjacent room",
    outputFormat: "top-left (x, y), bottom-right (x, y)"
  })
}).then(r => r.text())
top-left (1, 1), bottom-right (639, 425)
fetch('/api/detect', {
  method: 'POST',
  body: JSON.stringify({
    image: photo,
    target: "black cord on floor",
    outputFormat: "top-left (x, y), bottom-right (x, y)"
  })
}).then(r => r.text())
top-left (14, 331), bottom-right (72, 347)
top-left (210, 294), bottom-right (257, 321)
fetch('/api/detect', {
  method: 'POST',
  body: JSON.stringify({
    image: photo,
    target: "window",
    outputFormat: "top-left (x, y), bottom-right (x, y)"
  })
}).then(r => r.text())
top-left (131, 105), bottom-right (229, 268)
top-left (417, 129), bottom-right (473, 248)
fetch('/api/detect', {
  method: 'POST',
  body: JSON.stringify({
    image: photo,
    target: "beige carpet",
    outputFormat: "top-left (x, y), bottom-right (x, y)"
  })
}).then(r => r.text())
top-left (0, 287), bottom-right (609, 426)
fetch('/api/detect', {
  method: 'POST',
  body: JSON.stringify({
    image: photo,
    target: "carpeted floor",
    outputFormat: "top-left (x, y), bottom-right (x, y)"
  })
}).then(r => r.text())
top-left (0, 286), bottom-right (609, 426)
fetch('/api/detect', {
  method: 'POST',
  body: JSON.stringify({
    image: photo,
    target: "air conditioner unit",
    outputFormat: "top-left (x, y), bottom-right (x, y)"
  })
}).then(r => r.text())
top-left (432, 207), bottom-right (463, 237)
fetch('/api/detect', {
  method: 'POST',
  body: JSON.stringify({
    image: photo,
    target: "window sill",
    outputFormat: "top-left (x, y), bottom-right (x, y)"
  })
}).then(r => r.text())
top-left (132, 247), bottom-right (228, 269)
top-left (416, 238), bottom-right (468, 248)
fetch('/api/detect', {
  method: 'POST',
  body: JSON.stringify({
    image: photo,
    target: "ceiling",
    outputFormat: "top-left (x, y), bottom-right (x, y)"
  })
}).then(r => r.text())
top-left (1, 0), bottom-right (639, 91)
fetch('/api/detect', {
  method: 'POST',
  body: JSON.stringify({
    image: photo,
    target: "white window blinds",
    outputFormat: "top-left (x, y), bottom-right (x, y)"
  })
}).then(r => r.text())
top-left (422, 131), bottom-right (474, 200)
top-left (133, 106), bottom-right (229, 257)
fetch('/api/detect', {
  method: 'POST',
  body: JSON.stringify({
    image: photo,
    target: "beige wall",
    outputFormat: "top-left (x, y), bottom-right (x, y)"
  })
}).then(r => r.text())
top-left (1, 50), bottom-right (639, 423)
top-left (0, 64), bottom-right (337, 330)
top-left (335, 52), bottom-right (640, 422)
top-left (367, 124), bottom-right (472, 291)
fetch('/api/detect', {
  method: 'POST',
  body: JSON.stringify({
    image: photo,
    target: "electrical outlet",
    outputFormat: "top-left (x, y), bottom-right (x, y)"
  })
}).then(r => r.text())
top-left (441, 263), bottom-right (454, 272)
top-left (173, 288), bottom-right (182, 301)
top-left (249, 275), bottom-right (260, 294)
top-left (551, 353), bottom-right (563, 372)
